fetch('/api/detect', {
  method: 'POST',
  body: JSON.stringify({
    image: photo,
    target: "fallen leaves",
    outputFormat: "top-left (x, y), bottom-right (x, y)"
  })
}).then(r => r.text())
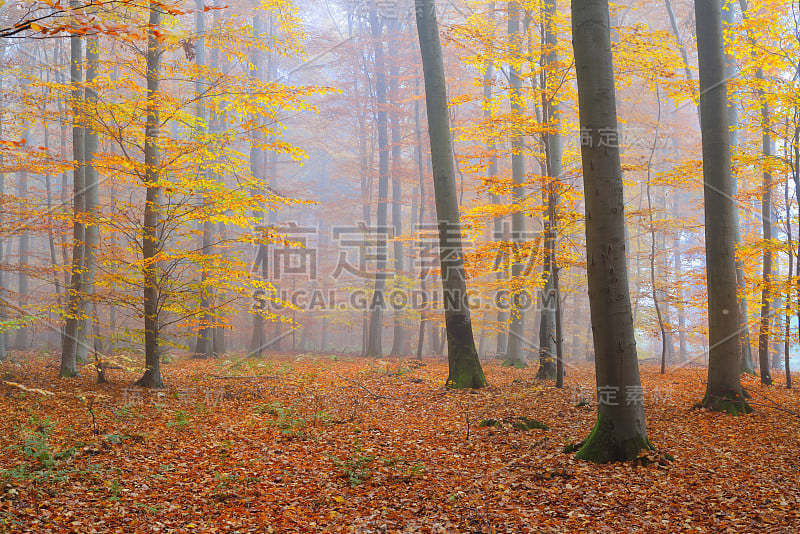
top-left (0, 354), bottom-right (799, 532)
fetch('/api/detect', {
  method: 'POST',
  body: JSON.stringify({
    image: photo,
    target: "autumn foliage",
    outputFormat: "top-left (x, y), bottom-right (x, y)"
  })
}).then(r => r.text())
top-left (1, 354), bottom-right (799, 532)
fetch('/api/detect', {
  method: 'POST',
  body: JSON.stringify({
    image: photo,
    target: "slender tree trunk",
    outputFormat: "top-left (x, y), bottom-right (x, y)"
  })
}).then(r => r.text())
top-left (536, 0), bottom-right (563, 378)
top-left (723, 0), bottom-right (756, 375)
top-left (482, 2), bottom-right (506, 358)
top-left (388, 17), bottom-right (406, 356)
top-left (572, 0), bottom-right (653, 462)
top-left (0, 69), bottom-right (5, 361)
top-left (193, 0), bottom-right (214, 359)
top-left (247, 13), bottom-right (269, 356)
top-left (696, 0), bottom-right (750, 413)
top-left (14, 124), bottom-right (30, 351)
top-left (416, 0), bottom-right (486, 388)
top-left (211, 0), bottom-right (227, 356)
top-left (365, 8), bottom-right (389, 357)
top-left (135, 0), bottom-right (164, 389)
top-left (785, 165), bottom-right (793, 389)
top-left (60, 26), bottom-right (85, 376)
top-left (757, 94), bottom-right (773, 385)
top-left (506, 0), bottom-right (526, 369)
top-left (414, 78), bottom-right (428, 361)
top-left (674, 236), bottom-right (689, 360)
top-left (554, 257), bottom-right (564, 388)
top-left (645, 86), bottom-right (667, 373)
top-left (79, 35), bottom-right (100, 364)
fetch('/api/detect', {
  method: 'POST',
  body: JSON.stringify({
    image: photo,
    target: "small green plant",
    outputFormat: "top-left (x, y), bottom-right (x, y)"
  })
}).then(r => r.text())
top-left (262, 402), bottom-right (310, 439)
top-left (328, 448), bottom-right (375, 487)
top-left (109, 479), bottom-right (122, 501)
top-left (1, 416), bottom-right (86, 487)
top-left (167, 410), bottom-right (191, 430)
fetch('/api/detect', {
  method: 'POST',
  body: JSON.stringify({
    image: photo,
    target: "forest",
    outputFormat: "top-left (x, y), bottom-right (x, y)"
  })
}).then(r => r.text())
top-left (0, 0), bottom-right (799, 531)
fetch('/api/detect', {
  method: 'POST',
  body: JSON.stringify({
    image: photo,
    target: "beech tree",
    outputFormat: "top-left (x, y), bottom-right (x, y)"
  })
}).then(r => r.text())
top-left (134, 0), bottom-right (164, 388)
top-left (364, 7), bottom-right (390, 358)
top-left (415, 0), bottom-right (486, 388)
top-left (695, 0), bottom-right (751, 412)
top-left (572, 0), bottom-right (654, 462)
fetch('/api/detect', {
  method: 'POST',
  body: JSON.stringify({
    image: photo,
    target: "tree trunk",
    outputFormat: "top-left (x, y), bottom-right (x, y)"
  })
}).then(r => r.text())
top-left (757, 94), bottom-right (773, 385)
top-left (0, 69), bottom-right (5, 361)
top-left (505, 0), bottom-right (527, 369)
top-left (365, 8), bottom-right (389, 357)
top-left (247, 13), bottom-right (268, 356)
top-left (645, 86), bottom-right (667, 373)
top-left (479, 3), bottom-right (506, 360)
top-left (723, 0), bottom-right (755, 375)
top-left (572, 0), bottom-right (653, 462)
top-left (554, 257), bottom-right (564, 388)
top-left (135, 0), bottom-right (164, 389)
top-left (388, 18), bottom-right (406, 356)
top-left (79, 35), bottom-right (100, 363)
top-left (696, 0), bottom-right (750, 413)
top-left (414, 77), bottom-right (428, 361)
top-left (60, 25), bottom-right (84, 376)
top-left (416, 0), bottom-right (486, 388)
top-left (785, 168), bottom-right (793, 389)
top-left (193, 0), bottom-right (215, 359)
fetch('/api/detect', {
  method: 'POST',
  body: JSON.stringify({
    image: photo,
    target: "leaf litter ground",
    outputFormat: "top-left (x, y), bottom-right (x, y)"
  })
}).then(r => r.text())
top-left (1, 353), bottom-right (799, 533)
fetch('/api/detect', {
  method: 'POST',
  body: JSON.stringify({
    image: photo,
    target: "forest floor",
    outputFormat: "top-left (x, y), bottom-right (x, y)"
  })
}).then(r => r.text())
top-left (1, 352), bottom-right (799, 533)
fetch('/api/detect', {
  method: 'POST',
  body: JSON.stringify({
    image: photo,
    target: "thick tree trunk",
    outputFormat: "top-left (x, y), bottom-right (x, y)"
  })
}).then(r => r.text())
top-left (365, 8), bottom-right (389, 357)
top-left (696, 0), bottom-right (750, 413)
top-left (572, 0), bottom-right (653, 462)
top-left (416, 0), bottom-right (486, 388)
top-left (135, 1), bottom-right (164, 389)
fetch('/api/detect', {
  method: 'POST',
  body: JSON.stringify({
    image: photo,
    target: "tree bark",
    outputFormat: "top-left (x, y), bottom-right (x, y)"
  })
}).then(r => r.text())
top-left (481, 1), bottom-right (507, 359)
top-left (365, 8), bottom-right (389, 357)
top-left (572, 0), bottom-right (653, 462)
top-left (60, 25), bottom-right (84, 376)
top-left (757, 94), bottom-right (773, 385)
top-left (415, 0), bottom-right (486, 388)
top-left (0, 68), bottom-right (5, 361)
top-left (79, 35), bottom-right (100, 364)
top-left (135, 0), bottom-right (164, 389)
top-left (414, 77), bottom-right (428, 361)
top-left (695, 0), bottom-right (750, 413)
top-left (193, 0), bottom-right (215, 359)
top-left (505, 0), bottom-right (526, 369)
top-left (536, 0), bottom-right (563, 378)
top-left (388, 17), bottom-right (406, 356)
top-left (723, 0), bottom-right (755, 375)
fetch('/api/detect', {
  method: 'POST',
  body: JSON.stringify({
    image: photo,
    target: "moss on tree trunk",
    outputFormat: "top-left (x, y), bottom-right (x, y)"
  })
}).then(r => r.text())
top-left (575, 415), bottom-right (653, 464)
top-left (701, 390), bottom-right (752, 415)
